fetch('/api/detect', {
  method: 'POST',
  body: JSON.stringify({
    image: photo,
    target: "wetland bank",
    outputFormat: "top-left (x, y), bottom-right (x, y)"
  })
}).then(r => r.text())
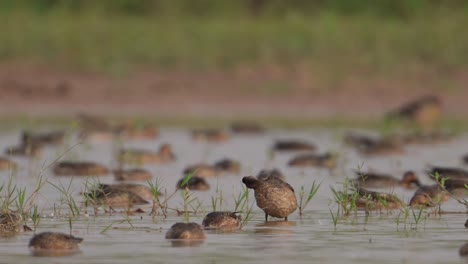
top-left (1, 1), bottom-right (468, 263)
top-left (0, 113), bottom-right (466, 263)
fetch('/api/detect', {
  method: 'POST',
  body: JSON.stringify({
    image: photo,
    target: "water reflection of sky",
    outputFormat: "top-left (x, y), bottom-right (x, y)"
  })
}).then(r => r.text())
top-left (0, 127), bottom-right (466, 263)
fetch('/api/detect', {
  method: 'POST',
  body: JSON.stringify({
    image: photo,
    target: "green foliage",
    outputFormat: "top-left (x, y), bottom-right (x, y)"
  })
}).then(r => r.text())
top-left (330, 177), bottom-right (359, 217)
top-left (298, 180), bottom-right (322, 217)
top-left (1, 2), bottom-right (468, 74)
top-left (2, 0), bottom-right (468, 18)
top-left (48, 178), bottom-right (81, 216)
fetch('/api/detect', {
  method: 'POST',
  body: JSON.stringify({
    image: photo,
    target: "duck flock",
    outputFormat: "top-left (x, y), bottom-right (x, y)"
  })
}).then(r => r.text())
top-left (0, 95), bottom-right (467, 258)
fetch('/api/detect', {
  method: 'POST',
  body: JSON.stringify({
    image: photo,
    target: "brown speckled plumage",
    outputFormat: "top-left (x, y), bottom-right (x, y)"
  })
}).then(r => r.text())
top-left (29, 232), bottom-right (82, 255)
top-left (0, 213), bottom-right (21, 234)
top-left (242, 176), bottom-right (297, 221)
top-left (165, 222), bottom-right (206, 240)
top-left (202, 212), bottom-right (241, 229)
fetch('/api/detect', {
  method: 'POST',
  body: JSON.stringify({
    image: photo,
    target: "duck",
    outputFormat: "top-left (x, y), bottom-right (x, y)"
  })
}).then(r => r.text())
top-left (114, 122), bottom-right (159, 140)
top-left (191, 129), bottom-right (230, 143)
top-left (344, 132), bottom-right (403, 155)
top-left (101, 183), bottom-right (155, 201)
top-left (242, 175), bottom-right (297, 221)
top-left (230, 121), bottom-right (265, 134)
top-left (288, 152), bottom-right (337, 169)
top-left (176, 176), bottom-right (210, 191)
top-left (386, 95), bottom-right (442, 127)
top-left (0, 212), bottom-right (22, 234)
top-left (213, 158), bottom-right (241, 174)
top-left (409, 184), bottom-right (450, 208)
top-left (183, 163), bottom-right (219, 178)
top-left (202, 211), bottom-right (241, 229)
top-left (29, 232), bottom-right (83, 256)
top-left (351, 170), bottom-right (421, 189)
top-left (5, 143), bottom-right (43, 157)
top-left (0, 157), bottom-right (17, 170)
top-left (53, 161), bottom-right (110, 176)
top-left (443, 179), bottom-right (468, 198)
top-left (22, 130), bottom-right (66, 146)
top-left (257, 169), bottom-right (286, 181)
top-left (92, 189), bottom-right (148, 208)
top-left (118, 143), bottom-right (175, 165)
top-left (273, 140), bottom-right (316, 152)
top-left (165, 222), bottom-right (206, 240)
top-left (113, 168), bottom-right (153, 182)
top-left (353, 187), bottom-right (405, 210)
top-left (183, 158), bottom-right (241, 178)
top-left (427, 166), bottom-right (468, 181)
top-left (85, 183), bottom-right (153, 208)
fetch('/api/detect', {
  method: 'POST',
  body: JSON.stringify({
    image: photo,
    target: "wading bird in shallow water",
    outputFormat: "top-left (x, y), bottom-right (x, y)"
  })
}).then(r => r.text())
top-left (242, 175), bottom-right (297, 221)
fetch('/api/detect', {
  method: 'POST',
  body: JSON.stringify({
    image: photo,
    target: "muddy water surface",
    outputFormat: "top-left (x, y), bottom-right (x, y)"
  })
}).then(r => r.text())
top-left (0, 127), bottom-right (467, 263)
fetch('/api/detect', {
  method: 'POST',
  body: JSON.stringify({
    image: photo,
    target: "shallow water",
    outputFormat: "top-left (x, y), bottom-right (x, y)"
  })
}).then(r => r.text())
top-left (0, 127), bottom-right (467, 263)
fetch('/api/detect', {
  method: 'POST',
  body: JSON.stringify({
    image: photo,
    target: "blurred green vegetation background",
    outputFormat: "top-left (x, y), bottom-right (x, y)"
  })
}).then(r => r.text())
top-left (1, 0), bottom-right (467, 74)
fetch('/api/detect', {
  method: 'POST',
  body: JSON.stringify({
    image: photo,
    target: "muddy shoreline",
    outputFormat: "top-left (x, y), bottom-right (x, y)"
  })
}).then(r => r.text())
top-left (0, 62), bottom-right (466, 119)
